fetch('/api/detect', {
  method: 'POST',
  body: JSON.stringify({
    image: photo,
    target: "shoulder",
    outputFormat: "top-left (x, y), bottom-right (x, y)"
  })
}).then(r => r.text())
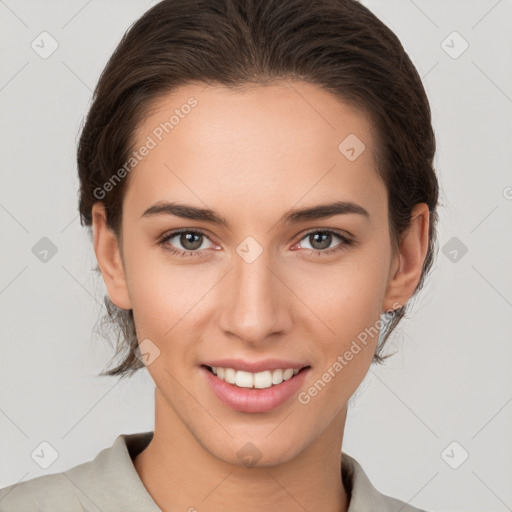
top-left (373, 493), bottom-right (429, 512)
top-left (0, 431), bottom-right (157, 512)
top-left (342, 452), bottom-right (430, 512)
top-left (0, 467), bottom-right (94, 512)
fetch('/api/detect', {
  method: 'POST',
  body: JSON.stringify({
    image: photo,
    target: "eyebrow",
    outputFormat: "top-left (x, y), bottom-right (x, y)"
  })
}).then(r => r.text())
top-left (140, 200), bottom-right (370, 227)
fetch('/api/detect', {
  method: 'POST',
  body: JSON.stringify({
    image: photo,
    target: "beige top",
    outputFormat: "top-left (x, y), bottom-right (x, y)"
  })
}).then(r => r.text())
top-left (0, 431), bottom-right (427, 512)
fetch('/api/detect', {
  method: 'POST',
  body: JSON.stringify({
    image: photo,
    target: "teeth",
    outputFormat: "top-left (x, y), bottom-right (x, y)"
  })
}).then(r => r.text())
top-left (210, 366), bottom-right (301, 388)
top-left (224, 367), bottom-right (236, 384)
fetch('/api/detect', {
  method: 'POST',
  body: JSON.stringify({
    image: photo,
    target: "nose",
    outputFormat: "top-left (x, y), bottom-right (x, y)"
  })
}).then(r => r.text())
top-left (217, 247), bottom-right (291, 345)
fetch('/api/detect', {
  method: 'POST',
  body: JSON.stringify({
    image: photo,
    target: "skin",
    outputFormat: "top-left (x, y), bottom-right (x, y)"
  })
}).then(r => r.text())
top-left (92, 80), bottom-right (429, 512)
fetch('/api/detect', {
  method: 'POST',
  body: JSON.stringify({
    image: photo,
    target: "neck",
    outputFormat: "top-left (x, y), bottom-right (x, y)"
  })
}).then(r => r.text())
top-left (133, 389), bottom-right (349, 512)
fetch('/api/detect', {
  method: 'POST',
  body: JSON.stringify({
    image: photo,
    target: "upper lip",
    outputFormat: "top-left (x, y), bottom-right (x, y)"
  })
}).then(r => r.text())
top-left (202, 358), bottom-right (310, 373)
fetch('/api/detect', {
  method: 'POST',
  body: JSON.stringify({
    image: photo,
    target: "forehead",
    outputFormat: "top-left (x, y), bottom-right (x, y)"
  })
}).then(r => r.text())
top-left (134, 80), bottom-right (377, 164)
top-left (125, 80), bottom-right (385, 223)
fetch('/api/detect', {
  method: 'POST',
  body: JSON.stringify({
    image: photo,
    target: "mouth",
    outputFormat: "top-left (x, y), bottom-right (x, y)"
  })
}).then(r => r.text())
top-left (200, 364), bottom-right (311, 413)
top-left (201, 364), bottom-right (310, 389)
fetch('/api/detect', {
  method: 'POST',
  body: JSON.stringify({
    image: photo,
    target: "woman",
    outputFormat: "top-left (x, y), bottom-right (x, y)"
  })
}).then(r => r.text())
top-left (0, 0), bottom-right (438, 510)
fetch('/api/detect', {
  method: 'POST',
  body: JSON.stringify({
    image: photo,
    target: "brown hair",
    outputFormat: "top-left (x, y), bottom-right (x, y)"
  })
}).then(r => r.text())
top-left (77, 0), bottom-right (440, 379)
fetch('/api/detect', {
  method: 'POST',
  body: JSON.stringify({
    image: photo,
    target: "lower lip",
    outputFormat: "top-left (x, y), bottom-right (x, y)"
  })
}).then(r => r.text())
top-left (201, 365), bottom-right (310, 413)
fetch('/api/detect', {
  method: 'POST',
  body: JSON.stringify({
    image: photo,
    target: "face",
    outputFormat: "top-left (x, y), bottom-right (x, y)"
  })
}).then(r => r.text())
top-left (93, 80), bottom-right (425, 467)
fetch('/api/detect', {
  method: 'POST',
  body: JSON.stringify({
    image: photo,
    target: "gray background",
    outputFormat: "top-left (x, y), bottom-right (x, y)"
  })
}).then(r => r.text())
top-left (1, 1), bottom-right (511, 511)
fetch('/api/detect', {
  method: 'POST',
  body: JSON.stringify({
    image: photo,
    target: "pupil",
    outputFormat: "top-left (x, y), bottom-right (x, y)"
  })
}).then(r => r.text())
top-left (182, 232), bottom-right (202, 250)
top-left (311, 232), bottom-right (331, 250)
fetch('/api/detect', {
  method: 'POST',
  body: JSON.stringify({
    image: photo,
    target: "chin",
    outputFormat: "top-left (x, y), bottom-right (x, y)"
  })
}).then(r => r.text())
top-left (201, 432), bottom-right (306, 469)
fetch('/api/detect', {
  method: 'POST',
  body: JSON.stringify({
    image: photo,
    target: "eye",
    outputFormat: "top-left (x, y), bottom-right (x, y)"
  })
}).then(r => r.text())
top-left (295, 229), bottom-right (353, 256)
top-left (158, 228), bottom-right (354, 258)
top-left (158, 229), bottom-right (216, 257)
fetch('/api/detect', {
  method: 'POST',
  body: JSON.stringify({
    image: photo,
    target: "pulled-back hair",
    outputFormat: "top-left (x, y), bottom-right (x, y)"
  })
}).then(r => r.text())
top-left (77, 0), bottom-right (440, 379)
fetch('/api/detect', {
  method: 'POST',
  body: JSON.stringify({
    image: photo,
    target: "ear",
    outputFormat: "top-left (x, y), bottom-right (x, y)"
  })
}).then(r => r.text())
top-left (382, 203), bottom-right (430, 313)
top-left (92, 202), bottom-right (132, 310)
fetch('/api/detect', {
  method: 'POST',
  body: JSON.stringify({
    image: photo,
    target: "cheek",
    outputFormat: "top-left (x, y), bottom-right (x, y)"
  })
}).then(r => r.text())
top-left (296, 261), bottom-right (387, 412)
top-left (294, 251), bottom-right (389, 336)
top-left (124, 242), bottom-right (217, 353)
top-left (128, 269), bottom-right (204, 342)
top-left (124, 228), bottom-right (390, 351)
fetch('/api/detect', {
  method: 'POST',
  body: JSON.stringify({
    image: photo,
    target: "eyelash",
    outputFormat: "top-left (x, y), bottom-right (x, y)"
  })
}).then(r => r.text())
top-left (158, 228), bottom-right (353, 258)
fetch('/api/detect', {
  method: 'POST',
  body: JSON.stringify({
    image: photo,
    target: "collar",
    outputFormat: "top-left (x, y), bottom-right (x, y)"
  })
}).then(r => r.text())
top-left (81, 431), bottom-right (423, 512)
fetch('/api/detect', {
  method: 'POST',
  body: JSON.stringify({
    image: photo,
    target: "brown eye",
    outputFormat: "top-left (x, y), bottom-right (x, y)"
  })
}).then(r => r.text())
top-left (177, 232), bottom-right (203, 251)
top-left (297, 230), bottom-right (353, 255)
top-left (159, 229), bottom-right (215, 257)
top-left (308, 232), bottom-right (333, 250)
